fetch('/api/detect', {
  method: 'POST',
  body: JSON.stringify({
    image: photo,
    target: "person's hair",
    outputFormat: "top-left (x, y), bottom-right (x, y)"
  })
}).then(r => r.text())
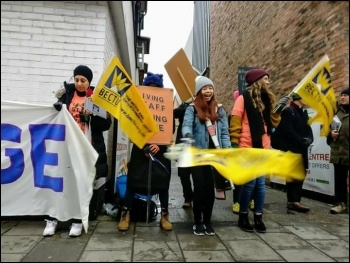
top-left (194, 92), bottom-right (219, 122)
top-left (247, 79), bottom-right (276, 112)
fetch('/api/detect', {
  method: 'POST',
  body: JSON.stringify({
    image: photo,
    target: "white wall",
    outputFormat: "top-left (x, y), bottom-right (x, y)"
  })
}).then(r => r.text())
top-left (1, 1), bottom-right (108, 104)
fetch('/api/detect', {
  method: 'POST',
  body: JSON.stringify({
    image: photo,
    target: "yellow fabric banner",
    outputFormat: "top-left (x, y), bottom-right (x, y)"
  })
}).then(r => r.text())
top-left (91, 56), bottom-right (158, 148)
top-left (292, 55), bottom-right (337, 136)
top-left (170, 145), bottom-right (305, 185)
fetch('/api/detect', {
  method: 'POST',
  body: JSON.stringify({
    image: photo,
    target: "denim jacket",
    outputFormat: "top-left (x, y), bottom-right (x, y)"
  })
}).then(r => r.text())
top-left (182, 105), bottom-right (231, 149)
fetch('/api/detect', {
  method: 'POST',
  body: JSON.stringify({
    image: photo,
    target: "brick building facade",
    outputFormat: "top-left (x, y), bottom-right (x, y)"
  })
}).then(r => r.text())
top-left (209, 1), bottom-right (349, 113)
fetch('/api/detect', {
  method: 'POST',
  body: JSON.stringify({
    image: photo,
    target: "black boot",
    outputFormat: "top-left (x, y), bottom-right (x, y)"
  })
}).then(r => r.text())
top-left (238, 213), bottom-right (253, 232)
top-left (254, 213), bottom-right (266, 233)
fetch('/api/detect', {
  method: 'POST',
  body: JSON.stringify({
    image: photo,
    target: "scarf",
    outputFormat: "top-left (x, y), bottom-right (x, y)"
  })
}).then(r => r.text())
top-left (243, 90), bottom-right (273, 148)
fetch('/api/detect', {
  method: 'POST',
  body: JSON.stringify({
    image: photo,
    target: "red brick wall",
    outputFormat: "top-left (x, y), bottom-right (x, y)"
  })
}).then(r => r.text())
top-left (210, 1), bottom-right (349, 113)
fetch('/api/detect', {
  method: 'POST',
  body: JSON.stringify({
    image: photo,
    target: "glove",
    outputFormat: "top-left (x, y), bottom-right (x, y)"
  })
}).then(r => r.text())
top-left (273, 96), bottom-right (290, 114)
top-left (278, 96), bottom-right (290, 108)
top-left (231, 142), bottom-right (239, 148)
top-left (302, 137), bottom-right (312, 147)
top-left (53, 101), bottom-right (63, 111)
top-left (143, 145), bottom-right (151, 154)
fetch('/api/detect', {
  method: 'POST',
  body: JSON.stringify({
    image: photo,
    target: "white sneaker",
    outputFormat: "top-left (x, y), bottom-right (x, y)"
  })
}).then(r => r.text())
top-left (43, 219), bottom-right (58, 236)
top-left (69, 223), bottom-right (83, 237)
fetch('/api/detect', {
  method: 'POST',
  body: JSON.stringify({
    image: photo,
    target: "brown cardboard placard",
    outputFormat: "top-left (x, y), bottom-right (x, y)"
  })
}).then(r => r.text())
top-left (164, 48), bottom-right (197, 102)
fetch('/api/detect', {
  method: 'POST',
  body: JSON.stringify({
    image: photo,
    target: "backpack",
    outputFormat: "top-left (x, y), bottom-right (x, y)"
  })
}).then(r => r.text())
top-left (130, 156), bottom-right (170, 196)
top-left (130, 196), bottom-right (158, 222)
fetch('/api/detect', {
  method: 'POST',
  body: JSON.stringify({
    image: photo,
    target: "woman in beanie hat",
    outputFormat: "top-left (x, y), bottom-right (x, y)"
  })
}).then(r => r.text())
top-left (117, 72), bottom-right (173, 232)
top-left (327, 87), bottom-right (349, 214)
top-left (229, 68), bottom-right (284, 233)
top-left (182, 76), bottom-right (231, 236)
top-left (45, 65), bottom-right (111, 237)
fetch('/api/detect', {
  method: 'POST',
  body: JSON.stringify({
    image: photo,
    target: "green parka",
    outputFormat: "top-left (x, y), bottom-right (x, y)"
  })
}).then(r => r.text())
top-left (327, 105), bottom-right (349, 165)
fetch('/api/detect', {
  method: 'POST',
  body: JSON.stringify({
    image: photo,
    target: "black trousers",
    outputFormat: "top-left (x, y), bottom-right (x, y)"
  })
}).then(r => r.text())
top-left (333, 163), bottom-right (349, 204)
top-left (286, 180), bottom-right (304, 203)
top-left (178, 167), bottom-right (193, 202)
top-left (287, 151), bottom-right (307, 203)
top-left (233, 184), bottom-right (242, 203)
top-left (191, 165), bottom-right (215, 225)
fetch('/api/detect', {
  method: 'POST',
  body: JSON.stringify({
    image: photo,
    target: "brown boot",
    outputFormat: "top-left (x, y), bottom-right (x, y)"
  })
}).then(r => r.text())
top-left (160, 212), bottom-right (173, 231)
top-left (330, 202), bottom-right (348, 214)
top-left (117, 210), bottom-right (130, 231)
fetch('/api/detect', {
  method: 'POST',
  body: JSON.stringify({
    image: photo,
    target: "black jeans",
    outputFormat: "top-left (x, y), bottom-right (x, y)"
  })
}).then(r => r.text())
top-left (333, 163), bottom-right (349, 204)
top-left (178, 167), bottom-right (193, 202)
top-left (286, 180), bottom-right (304, 203)
top-left (191, 165), bottom-right (215, 225)
top-left (233, 184), bottom-right (242, 203)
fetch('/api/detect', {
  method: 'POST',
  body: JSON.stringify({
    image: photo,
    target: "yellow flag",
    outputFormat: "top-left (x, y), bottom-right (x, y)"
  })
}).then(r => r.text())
top-left (91, 55), bottom-right (158, 148)
top-left (176, 146), bottom-right (305, 185)
top-left (292, 55), bottom-right (337, 136)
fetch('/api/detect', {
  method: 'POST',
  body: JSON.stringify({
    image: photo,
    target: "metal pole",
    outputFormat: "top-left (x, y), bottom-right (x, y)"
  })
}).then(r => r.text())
top-left (146, 153), bottom-right (154, 224)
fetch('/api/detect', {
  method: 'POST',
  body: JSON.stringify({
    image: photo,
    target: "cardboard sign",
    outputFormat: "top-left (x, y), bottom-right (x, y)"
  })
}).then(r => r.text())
top-left (164, 48), bottom-right (197, 102)
top-left (137, 86), bottom-right (174, 145)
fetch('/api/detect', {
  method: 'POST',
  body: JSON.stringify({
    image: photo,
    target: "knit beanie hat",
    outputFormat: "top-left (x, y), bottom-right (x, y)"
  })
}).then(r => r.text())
top-left (245, 68), bottom-right (269, 86)
top-left (142, 72), bottom-right (164, 87)
top-left (341, 88), bottom-right (349, 95)
top-left (195, 76), bottom-right (214, 95)
top-left (74, 65), bottom-right (93, 84)
top-left (291, 92), bottom-right (302, 101)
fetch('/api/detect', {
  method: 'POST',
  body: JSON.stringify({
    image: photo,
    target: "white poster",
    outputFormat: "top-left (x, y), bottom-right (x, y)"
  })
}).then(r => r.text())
top-left (1, 101), bottom-right (98, 232)
top-left (303, 123), bottom-right (334, 196)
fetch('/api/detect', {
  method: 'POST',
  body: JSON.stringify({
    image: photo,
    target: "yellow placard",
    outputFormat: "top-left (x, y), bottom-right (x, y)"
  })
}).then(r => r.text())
top-left (137, 86), bottom-right (174, 145)
top-left (91, 55), bottom-right (158, 148)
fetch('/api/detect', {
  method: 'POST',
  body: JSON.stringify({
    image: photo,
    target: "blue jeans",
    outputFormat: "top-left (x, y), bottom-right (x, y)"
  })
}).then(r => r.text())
top-left (239, 176), bottom-right (265, 214)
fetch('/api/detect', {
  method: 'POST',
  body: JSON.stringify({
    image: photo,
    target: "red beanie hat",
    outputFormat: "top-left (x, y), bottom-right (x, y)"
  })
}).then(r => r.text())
top-left (245, 69), bottom-right (269, 87)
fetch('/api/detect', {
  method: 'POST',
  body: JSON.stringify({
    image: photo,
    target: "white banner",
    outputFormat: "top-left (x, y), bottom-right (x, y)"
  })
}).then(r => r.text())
top-left (1, 101), bottom-right (98, 232)
top-left (303, 123), bottom-right (334, 196)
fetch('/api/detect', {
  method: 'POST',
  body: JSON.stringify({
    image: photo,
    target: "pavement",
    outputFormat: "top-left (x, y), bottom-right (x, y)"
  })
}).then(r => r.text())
top-left (1, 163), bottom-right (349, 262)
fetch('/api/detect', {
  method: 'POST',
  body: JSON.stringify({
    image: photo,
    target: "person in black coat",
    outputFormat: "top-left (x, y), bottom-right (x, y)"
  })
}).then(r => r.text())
top-left (43, 65), bottom-right (111, 237)
top-left (174, 98), bottom-right (194, 208)
top-left (117, 72), bottom-right (173, 232)
top-left (276, 93), bottom-right (313, 213)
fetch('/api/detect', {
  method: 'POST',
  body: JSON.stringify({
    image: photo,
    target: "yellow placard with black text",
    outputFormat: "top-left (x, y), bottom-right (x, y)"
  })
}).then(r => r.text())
top-left (91, 55), bottom-right (158, 149)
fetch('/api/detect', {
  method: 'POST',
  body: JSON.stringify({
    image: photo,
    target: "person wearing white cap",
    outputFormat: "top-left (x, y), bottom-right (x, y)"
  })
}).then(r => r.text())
top-left (182, 76), bottom-right (231, 236)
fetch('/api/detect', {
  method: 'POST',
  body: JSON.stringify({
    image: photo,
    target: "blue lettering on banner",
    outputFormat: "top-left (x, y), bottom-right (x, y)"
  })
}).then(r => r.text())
top-left (1, 124), bottom-right (24, 184)
top-left (1, 123), bottom-right (65, 192)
